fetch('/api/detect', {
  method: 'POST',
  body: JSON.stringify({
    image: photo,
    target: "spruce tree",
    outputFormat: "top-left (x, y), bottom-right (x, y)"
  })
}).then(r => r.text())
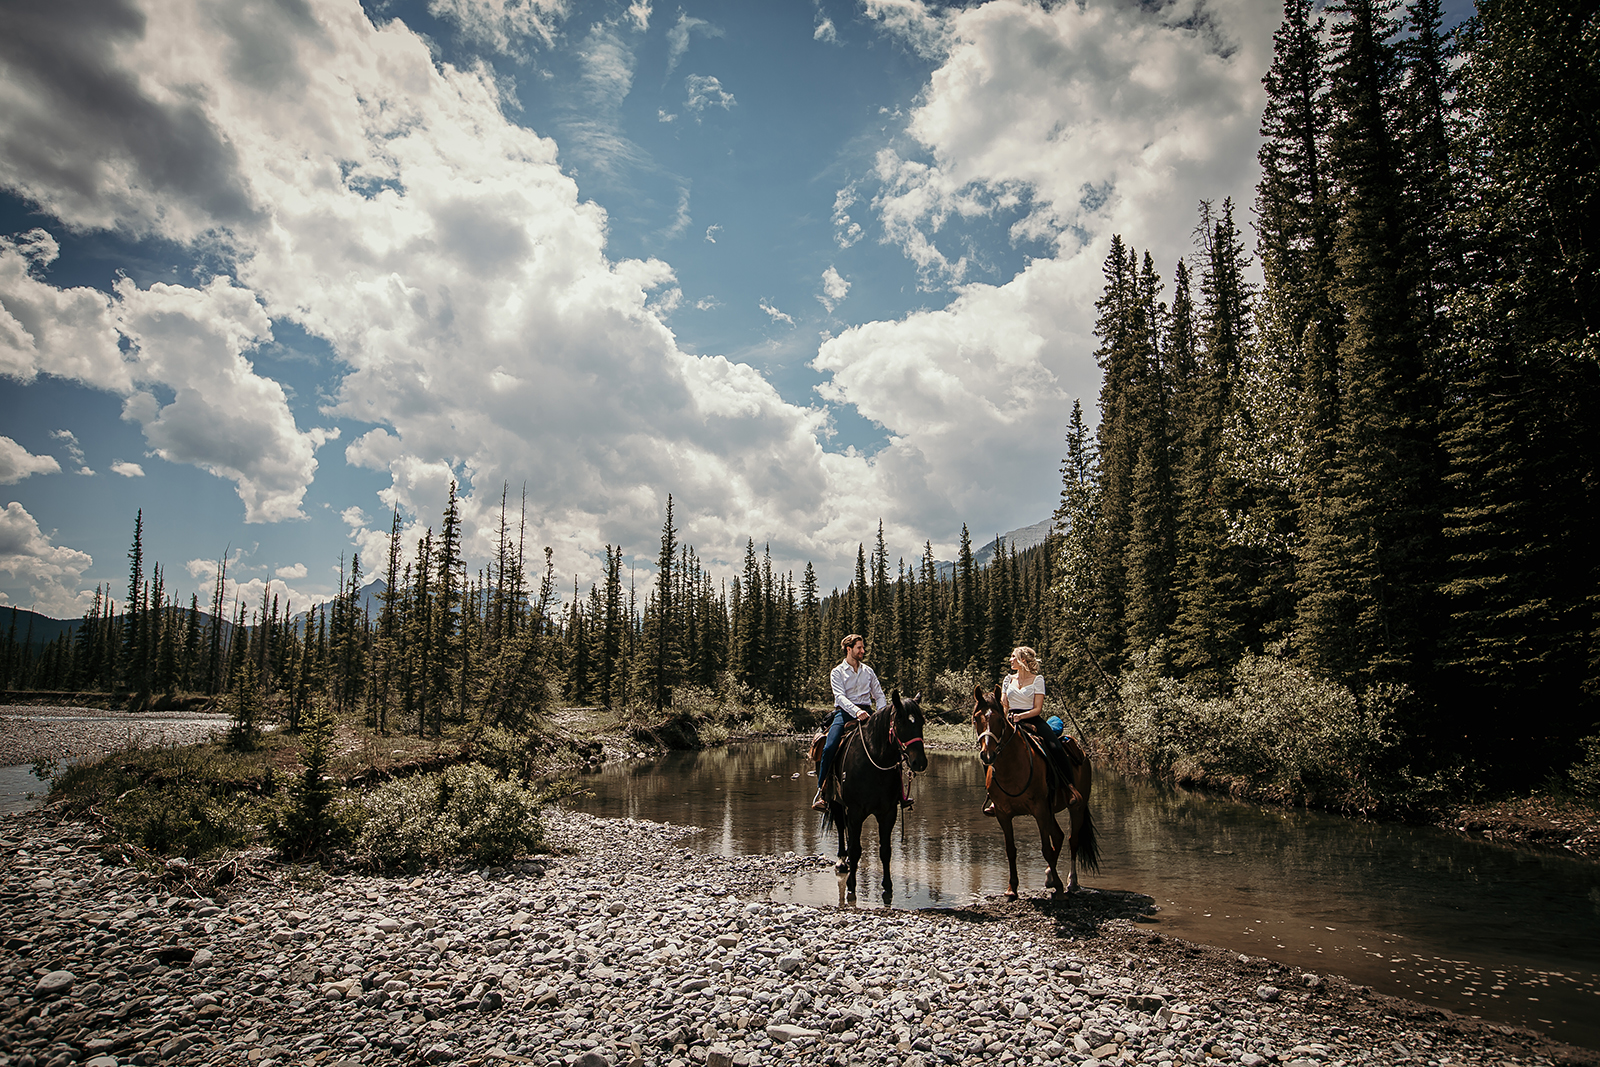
top-left (1298, 0), bottom-right (1444, 704)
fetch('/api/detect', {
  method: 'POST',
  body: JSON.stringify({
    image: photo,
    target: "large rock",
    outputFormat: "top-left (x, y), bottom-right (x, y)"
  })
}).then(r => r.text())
top-left (34, 970), bottom-right (75, 997)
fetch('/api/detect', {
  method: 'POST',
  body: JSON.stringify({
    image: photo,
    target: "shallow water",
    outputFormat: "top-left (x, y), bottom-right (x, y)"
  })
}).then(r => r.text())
top-left (0, 764), bottom-right (48, 814)
top-left (563, 740), bottom-right (1600, 1049)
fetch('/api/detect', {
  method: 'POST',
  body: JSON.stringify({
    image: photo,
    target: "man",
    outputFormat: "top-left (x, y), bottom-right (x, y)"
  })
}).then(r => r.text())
top-left (813, 633), bottom-right (885, 812)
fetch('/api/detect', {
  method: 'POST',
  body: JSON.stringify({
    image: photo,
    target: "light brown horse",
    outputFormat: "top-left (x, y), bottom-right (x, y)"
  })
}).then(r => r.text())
top-left (972, 685), bottom-right (1099, 898)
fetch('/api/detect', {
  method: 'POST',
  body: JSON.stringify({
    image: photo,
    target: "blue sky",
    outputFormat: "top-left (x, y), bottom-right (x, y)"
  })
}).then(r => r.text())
top-left (0, 0), bottom-right (1471, 618)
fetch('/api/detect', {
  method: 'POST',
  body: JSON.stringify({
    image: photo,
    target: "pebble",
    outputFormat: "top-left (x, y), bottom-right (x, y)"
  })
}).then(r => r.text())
top-left (0, 806), bottom-right (1564, 1067)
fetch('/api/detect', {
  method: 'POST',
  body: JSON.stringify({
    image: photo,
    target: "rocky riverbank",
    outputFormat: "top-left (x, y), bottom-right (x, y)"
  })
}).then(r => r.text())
top-left (0, 707), bottom-right (231, 770)
top-left (3, 806), bottom-right (1594, 1067)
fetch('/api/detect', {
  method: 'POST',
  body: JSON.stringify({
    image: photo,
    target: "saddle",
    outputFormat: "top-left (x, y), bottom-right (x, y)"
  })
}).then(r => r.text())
top-left (1019, 730), bottom-right (1085, 812)
top-left (810, 721), bottom-right (865, 803)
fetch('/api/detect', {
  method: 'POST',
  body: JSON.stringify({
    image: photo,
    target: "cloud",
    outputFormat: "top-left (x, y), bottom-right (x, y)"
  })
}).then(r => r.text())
top-left (815, 17), bottom-right (839, 44)
top-left (0, 501), bottom-right (94, 615)
top-left (863, 0), bottom-right (949, 59)
top-left (49, 430), bottom-right (88, 476)
top-left (0, 437), bottom-right (61, 484)
top-left (427, 0), bottom-right (568, 53)
top-left (276, 562), bottom-right (308, 579)
top-left (1, 0), bottom-right (865, 581)
top-left (666, 12), bottom-right (723, 74)
top-left (866, 0), bottom-right (1269, 277)
top-left (760, 300), bottom-right (795, 326)
top-left (0, 0), bottom-right (1274, 595)
top-left (110, 460), bottom-right (144, 478)
top-left (2, 234), bottom-right (334, 521)
top-left (704, 224), bottom-right (721, 243)
top-left (818, 266), bottom-right (850, 313)
top-left (808, 0), bottom-right (1275, 535)
top-left (627, 1), bottom-right (651, 32)
top-left (684, 74), bottom-right (735, 114)
top-left (832, 185), bottom-right (863, 249)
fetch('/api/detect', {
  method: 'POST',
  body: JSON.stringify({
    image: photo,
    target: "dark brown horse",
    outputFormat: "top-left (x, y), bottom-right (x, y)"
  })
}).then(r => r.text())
top-left (821, 690), bottom-right (929, 903)
top-left (972, 685), bottom-right (1099, 898)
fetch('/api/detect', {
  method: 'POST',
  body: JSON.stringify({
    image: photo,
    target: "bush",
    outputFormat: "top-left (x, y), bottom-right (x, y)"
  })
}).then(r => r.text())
top-left (931, 669), bottom-right (983, 712)
top-left (107, 780), bottom-right (259, 858)
top-left (350, 762), bottom-right (543, 870)
top-left (1570, 731), bottom-right (1600, 801)
top-left (1093, 643), bottom-right (1404, 813)
top-left (349, 773), bottom-right (451, 871)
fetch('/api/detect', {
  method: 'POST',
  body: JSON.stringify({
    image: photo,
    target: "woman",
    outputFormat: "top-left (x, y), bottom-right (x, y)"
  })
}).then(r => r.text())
top-left (984, 645), bottom-right (1073, 815)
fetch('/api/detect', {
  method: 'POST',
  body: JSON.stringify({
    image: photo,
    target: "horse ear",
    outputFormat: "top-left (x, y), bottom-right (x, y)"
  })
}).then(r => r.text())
top-left (912, 692), bottom-right (922, 704)
top-left (891, 689), bottom-right (903, 710)
top-left (972, 684), bottom-right (984, 700)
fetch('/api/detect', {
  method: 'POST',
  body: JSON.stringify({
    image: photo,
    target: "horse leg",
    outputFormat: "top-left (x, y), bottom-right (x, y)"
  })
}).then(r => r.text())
top-left (1037, 808), bottom-right (1065, 895)
top-left (878, 805), bottom-right (897, 905)
top-left (845, 813), bottom-right (866, 902)
top-left (833, 805), bottom-right (849, 882)
top-left (999, 814), bottom-right (1020, 900)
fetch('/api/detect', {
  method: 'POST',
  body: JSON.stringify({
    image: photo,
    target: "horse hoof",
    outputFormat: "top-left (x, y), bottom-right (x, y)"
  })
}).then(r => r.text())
top-left (1004, 891), bottom-right (1018, 902)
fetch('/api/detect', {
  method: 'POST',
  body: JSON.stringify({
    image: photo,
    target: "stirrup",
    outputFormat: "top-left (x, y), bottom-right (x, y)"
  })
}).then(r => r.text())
top-left (811, 789), bottom-right (828, 812)
top-left (982, 801), bottom-right (996, 817)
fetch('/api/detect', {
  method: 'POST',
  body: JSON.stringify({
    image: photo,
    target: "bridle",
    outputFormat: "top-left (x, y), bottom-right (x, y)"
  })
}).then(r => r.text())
top-left (859, 701), bottom-right (925, 772)
top-left (975, 696), bottom-right (1037, 798)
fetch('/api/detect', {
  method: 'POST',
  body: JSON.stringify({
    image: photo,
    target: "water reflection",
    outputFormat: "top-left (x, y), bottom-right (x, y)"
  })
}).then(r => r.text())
top-left (564, 740), bottom-right (1600, 1049)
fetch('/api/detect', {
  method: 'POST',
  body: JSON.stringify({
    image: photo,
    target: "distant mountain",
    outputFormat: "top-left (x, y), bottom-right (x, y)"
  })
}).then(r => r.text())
top-left (0, 606), bottom-right (79, 652)
top-left (290, 578), bottom-right (389, 630)
top-left (933, 518), bottom-right (1054, 580)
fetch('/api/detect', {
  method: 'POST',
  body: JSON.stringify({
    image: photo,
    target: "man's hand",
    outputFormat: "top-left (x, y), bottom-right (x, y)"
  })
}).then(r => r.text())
top-left (856, 710), bottom-right (871, 722)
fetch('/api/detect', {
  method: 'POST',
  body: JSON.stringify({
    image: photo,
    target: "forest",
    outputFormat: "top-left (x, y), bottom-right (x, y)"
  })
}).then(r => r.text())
top-left (2, 0), bottom-right (1596, 813)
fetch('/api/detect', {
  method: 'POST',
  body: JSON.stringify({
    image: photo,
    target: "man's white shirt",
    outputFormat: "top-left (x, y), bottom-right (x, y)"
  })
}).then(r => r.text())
top-left (831, 659), bottom-right (885, 714)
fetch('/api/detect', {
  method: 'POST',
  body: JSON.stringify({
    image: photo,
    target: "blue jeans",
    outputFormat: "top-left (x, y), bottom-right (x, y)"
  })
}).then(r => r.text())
top-left (819, 706), bottom-right (868, 786)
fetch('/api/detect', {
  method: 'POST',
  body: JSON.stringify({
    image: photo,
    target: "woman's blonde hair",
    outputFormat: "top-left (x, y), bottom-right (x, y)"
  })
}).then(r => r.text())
top-left (1012, 646), bottom-right (1039, 673)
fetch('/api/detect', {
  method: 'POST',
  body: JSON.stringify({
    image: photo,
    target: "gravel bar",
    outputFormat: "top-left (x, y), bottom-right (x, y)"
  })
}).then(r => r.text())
top-left (0, 707), bottom-right (231, 769)
top-left (2, 806), bottom-right (1593, 1067)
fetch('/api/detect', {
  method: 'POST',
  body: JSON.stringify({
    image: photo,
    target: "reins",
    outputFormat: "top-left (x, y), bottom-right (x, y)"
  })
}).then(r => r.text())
top-left (978, 702), bottom-right (1038, 798)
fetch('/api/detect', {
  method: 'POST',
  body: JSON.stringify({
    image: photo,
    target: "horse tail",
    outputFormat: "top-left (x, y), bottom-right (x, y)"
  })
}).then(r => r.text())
top-left (1072, 808), bottom-right (1101, 874)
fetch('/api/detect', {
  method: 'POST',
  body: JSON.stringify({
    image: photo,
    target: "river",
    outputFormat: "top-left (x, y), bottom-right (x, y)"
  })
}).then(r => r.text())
top-left (561, 740), bottom-right (1600, 1049)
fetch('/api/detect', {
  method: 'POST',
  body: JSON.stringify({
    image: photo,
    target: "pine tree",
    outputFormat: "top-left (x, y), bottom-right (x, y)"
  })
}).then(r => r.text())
top-left (1297, 0), bottom-right (1444, 701)
top-left (1089, 239), bottom-right (1141, 670)
top-left (1436, 0), bottom-right (1600, 770)
top-left (1171, 202), bottom-right (1256, 689)
top-left (1123, 251), bottom-right (1176, 661)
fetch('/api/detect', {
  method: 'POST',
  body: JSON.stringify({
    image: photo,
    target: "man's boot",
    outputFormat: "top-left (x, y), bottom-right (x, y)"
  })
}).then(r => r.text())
top-left (812, 787), bottom-right (828, 812)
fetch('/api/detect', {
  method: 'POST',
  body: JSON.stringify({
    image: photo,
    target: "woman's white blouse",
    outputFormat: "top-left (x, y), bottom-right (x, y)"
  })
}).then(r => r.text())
top-left (1003, 672), bottom-right (1045, 711)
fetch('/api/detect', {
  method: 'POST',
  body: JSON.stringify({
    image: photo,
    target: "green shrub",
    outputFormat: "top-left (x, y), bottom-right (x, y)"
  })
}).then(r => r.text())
top-left (1093, 644), bottom-right (1404, 813)
top-left (1570, 732), bottom-right (1600, 800)
top-left (441, 763), bottom-right (543, 864)
top-left (350, 773), bottom-right (451, 871)
top-left (350, 762), bottom-right (543, 870)
top-left (932, 669), bottom-right (983, 713)
top-left (107, 780), bottom-right (258, 858)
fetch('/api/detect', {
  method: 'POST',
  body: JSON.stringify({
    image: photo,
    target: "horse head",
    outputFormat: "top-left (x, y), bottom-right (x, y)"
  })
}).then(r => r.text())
top-left (890, 689), bottom-right (929, 773)
top-left (972, 684), bottom-right (1009, 767)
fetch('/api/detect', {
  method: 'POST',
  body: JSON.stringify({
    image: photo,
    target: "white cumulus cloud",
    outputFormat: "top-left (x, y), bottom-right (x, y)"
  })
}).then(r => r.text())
top-left (818, 266), bottom-right (851, 313)
top-left (684, 74), bottom-right (736, 114)
top-left (110, 460), bottom-right (144, 478)
top-left (0, 502), bottom-right (94, 615)
top-left (0, 437), bottom-right (60, 484)
top-left (811, 0), bottom-right (1275, 535)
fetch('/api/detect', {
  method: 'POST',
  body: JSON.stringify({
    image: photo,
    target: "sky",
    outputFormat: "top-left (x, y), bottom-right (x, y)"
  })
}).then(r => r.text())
top-left (0, 0), bottom-right (1471, 620)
